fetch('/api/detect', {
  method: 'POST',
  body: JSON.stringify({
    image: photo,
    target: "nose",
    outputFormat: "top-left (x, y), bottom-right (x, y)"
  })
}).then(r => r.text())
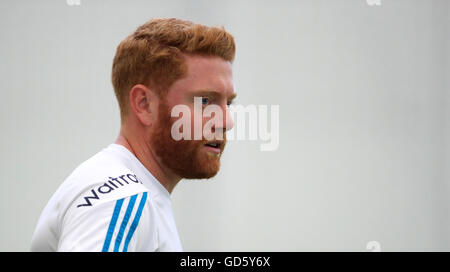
top-left (211, 104), bottom-right (234, 135)
top-left (224, 105), bottom-right (234, 132)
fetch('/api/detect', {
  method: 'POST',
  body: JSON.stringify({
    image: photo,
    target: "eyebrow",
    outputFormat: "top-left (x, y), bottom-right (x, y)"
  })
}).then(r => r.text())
top-left (190, 90), bottom-right (237, 101)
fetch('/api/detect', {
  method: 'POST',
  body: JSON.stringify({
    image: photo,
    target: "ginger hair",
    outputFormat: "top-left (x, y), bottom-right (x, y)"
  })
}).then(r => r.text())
top-left (111, 18), bottom-right (236, 121)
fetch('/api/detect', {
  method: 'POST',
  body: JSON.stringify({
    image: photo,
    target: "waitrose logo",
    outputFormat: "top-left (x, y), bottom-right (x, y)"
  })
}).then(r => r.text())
top-left (76, 173), bottom-right (142, 208)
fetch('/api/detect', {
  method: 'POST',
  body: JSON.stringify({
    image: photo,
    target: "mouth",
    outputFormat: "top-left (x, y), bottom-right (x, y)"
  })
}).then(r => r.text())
top-left (203, 140), bottom-right (224, 154)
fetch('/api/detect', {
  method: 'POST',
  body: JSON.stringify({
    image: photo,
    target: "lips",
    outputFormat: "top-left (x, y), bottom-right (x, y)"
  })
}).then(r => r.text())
top-left (204, 140), bottom-right (224, 154)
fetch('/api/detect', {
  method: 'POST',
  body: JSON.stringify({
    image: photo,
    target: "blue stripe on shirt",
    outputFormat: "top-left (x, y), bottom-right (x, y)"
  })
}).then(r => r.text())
top-left (102, 198), bottom-right (124, 252)
top-left (113, 194), bottom-right (138, 252)
top-left (123, 192), bottom-right (148, 252)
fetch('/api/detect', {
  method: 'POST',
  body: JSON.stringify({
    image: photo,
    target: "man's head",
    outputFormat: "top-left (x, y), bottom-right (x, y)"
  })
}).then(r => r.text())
top-left (112, 18), bottom-right (236, 179)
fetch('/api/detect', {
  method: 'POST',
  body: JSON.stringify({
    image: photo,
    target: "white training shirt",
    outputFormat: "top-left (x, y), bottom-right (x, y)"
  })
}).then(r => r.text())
top-left (30, 143), bottom-right (183, 252)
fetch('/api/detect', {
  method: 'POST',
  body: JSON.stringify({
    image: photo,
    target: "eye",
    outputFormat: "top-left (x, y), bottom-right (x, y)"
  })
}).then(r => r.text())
top-left (226, 100), bottom-right (233, 107)
top-left (201, 97), bottom-right (210, 105)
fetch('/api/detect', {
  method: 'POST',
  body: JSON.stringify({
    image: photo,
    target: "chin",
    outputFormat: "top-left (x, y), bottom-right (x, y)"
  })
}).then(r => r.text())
top-left (181, 153), bottom-right (221, 179)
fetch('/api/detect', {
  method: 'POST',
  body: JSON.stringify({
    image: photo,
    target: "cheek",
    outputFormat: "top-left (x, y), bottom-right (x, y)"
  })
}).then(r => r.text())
top-left (190, 107), bottom-right (208, 139)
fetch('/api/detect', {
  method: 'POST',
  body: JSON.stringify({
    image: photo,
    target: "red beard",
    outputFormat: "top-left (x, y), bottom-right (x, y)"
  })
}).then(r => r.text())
top-left (150, 100), bottom-right (226, 179)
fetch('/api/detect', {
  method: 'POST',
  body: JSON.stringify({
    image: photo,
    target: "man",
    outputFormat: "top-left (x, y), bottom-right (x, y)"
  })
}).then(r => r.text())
top-left (30, 18), bottom-right (236, 252)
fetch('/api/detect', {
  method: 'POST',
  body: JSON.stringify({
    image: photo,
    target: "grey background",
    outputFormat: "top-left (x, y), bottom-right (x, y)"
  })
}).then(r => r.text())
top-left (0, 0), bottom-right (449, 251)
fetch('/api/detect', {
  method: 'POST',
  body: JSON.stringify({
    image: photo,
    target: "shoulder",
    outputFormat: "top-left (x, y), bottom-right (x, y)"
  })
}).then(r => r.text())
top-left (59, 190), bottom-right (155, 252)
top-left (73, 172), bottom-right (148, 209)
top-left (35, 146), bottom-right (160, 251)
top-left (57, 148), bottom-right (149, 212)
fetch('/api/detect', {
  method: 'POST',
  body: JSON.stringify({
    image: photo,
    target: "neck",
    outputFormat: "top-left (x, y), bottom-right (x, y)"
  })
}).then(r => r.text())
top-left (114, 128), bottom-right (181, 194)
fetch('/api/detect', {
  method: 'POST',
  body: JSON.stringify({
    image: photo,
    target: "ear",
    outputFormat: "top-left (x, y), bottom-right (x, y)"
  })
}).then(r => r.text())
top-left (129, 84), bottom-right (158, 127)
